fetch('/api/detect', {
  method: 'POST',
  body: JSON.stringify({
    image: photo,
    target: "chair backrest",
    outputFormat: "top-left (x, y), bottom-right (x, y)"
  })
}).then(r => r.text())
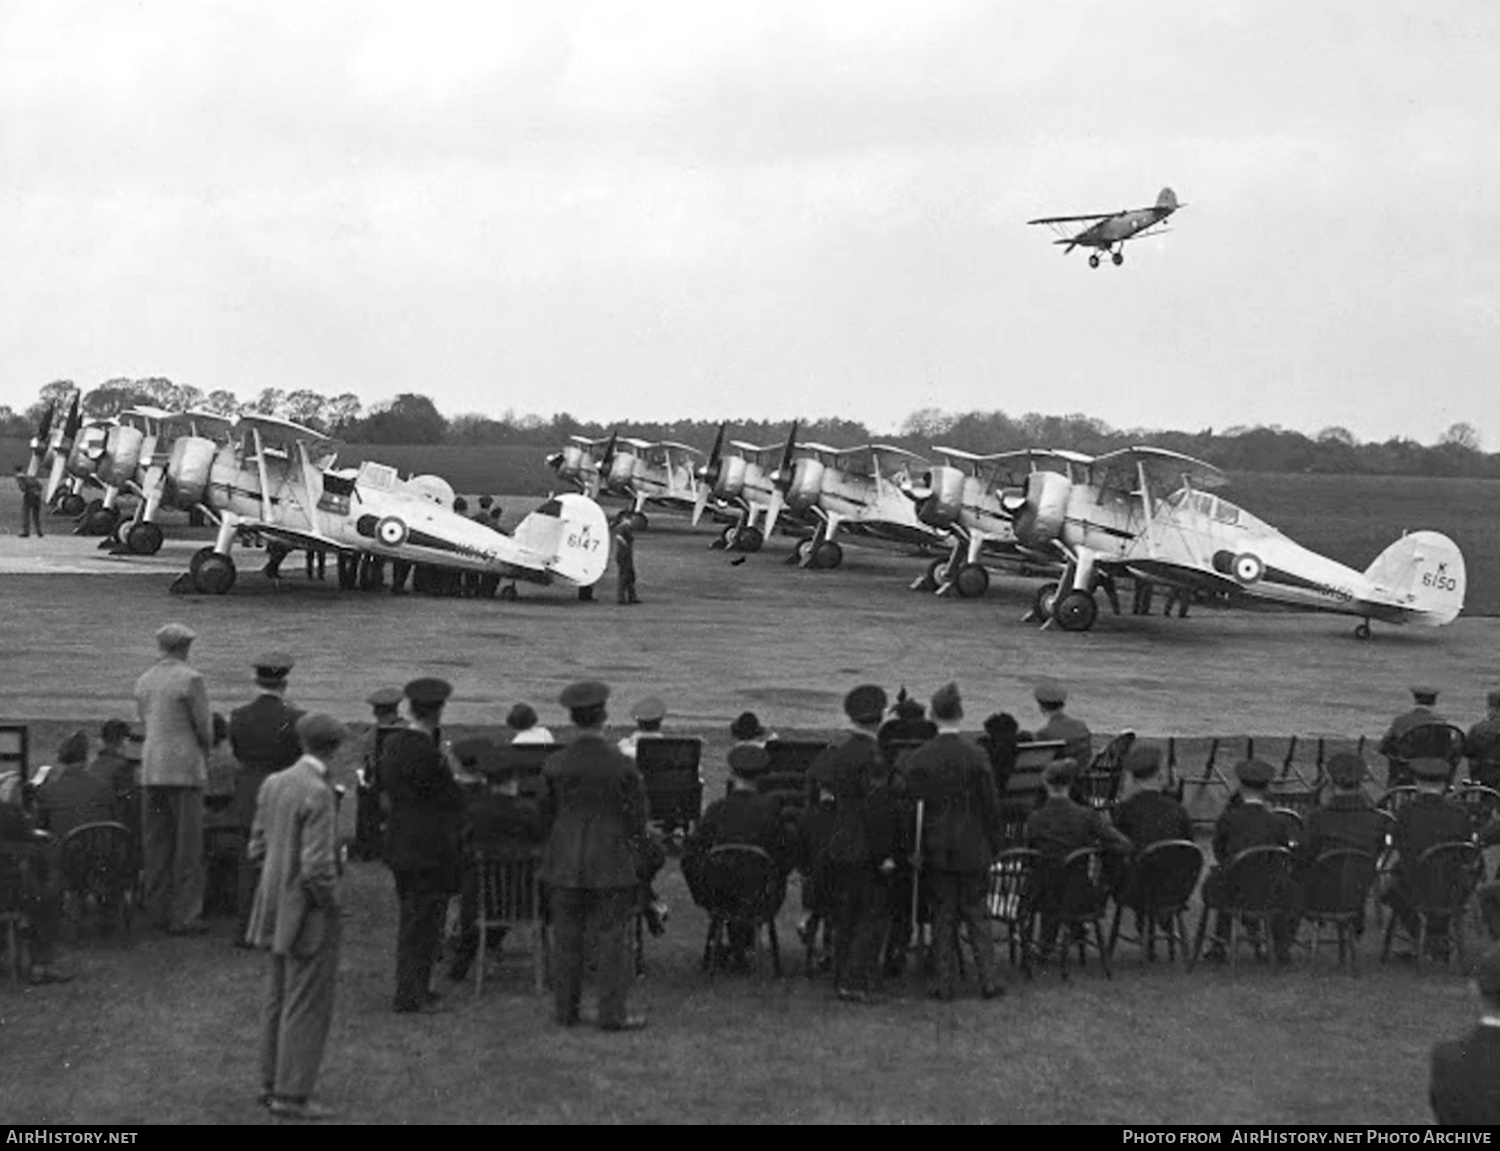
top-left (1302, 849), bottom-right (1378, 916)
top-left (203, 825), bottom-right (249, 863)
top-left (0, 724), bottom-right (27, 785)
top-left (1453, 784), bottom-right (1500, 833)
top-left (1220, 845), bottom-right (1294, 912)
top-left (986, 847), bottom-right (1042, 922)
top-left (1038, 846), bottom-right (1113, 917)
top-left (1074, 770), bottom-right (1123, 811)
top-left (450, 737), bottom-right (495, 770)
top-left (1406, 841), bottom-right (1482, 913)
top-left (1375, 786), bottom-right (1420, 815)
top-left (59, 821), bottom-right (135, 894)
top-left (1087, 731), bottom-right (1136, 774)
top-left (635, 738), bottom-right (704, 829)
top-left (696, 844), bottom-right (783, 921)
top-left (764, 739), bottom-right (829, 777)
top-left (1128, 839), bottom-right (1204, 912)
top-left (475, 849), bottom-right (542, 922)
top-left (1006, 740), bottom-right (1066, 802)
top-left (1265, 785), bottom-right (1322, 820)
top-left (1269, 806), bottom-right (1304, 847)
top-left (1393, 723), bottom-right (1466, 768)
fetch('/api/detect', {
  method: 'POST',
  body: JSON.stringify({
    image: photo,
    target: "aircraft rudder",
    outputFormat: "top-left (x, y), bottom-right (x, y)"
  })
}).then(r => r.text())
top-left (1156, 187), bottom-right (1178, 211)
top-left (1365, 530), bottom-right (1466, 625)
top-left (518, 492), bottom-right (610, 587)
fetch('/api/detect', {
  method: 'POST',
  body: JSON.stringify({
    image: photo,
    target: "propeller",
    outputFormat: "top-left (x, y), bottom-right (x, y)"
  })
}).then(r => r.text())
top-left (692, 422), bottom-right (727, 526)
top-left (769, 420), bottom-right (799, 493)
top-left (44, 394), bottom-right (83, 503)
top-left (598, 430), bottom-right (618, 482)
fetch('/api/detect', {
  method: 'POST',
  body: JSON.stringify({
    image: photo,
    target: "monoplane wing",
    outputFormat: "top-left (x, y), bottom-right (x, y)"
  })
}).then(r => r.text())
top-left (1026, 211), bottom-right (1114, 225)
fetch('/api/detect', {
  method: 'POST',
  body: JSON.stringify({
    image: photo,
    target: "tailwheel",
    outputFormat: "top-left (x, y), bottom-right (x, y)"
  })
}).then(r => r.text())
top-left (1111, 251), bottom-right (1124, 266)
top-left (734, 525), bottom-right (764, 553)
top-left (127, 522), bottom-right (164, 556)
top-left (1353, 620), bottom-right (1372, 641)
top-left (1088, 254), bottom-right (1101, 269)
top-left (499, 584), bottom-right (519, 602)
top-left (1054, 589), bottom-right (1099, 632)
top-left (193, 553), bottom-right (236, 595)
top-left (812, 540), bottom-right (843, 570)
top-left (955, 563), bottom-right (989, 599)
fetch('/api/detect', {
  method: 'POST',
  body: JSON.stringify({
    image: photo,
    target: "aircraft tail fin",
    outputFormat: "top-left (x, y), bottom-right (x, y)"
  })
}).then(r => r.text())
top-left (1363, 530), bottom-right (1465, 625)
top-left (514, 492), bottom-right (610, 587)
top-left (1155, 187), bottom-right (1178, 211)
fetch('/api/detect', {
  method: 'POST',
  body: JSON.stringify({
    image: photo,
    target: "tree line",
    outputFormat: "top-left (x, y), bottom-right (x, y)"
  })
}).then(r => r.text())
top-left (1, 377), bottom-right (1494, 479)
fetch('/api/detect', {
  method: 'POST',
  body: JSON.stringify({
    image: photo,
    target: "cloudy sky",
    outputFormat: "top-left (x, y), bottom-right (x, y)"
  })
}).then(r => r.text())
top-left (1, 1), bottom-right (1495, 445)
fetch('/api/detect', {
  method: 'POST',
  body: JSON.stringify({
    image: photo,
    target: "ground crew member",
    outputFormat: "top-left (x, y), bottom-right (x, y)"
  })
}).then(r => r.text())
top-left (614, 519), bottom-right (639, 604)
top-left (14, 465), bottom-right (43, 537)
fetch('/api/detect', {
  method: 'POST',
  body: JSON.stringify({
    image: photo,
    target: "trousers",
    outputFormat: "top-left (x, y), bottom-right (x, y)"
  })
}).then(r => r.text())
top-left (260, 916), bottom-right (340, 1101)
top-left (392, 870), bottom-right (449, 1010)
top-left (20, 500), bottom-right (43, 537)
top-left (927, 870), bottom-right (997, 994)
top-left (141, 786), bottom-right (205, 931)
top-left (551, 886), bottom-right (637, 1027)
top-left (830, 865), bottom-right (887, 992)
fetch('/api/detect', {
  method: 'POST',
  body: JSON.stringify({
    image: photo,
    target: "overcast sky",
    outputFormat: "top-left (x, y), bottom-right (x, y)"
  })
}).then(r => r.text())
top-left (2, 1), bottom-right (1495, 446)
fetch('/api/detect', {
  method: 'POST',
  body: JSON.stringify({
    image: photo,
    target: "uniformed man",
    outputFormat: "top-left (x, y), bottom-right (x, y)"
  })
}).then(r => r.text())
top-left (805, 684), bottom-right (910, 1003)
top-left (877, 688), bottom-right (933, 978)
top-left (901, 682), bottom-right (1005, 1001)
top-left (618, 697), bottom-right (667, 760)
top-left (1379, 686), bottom-right (1446, 788)
top-left (1199, 758), bottom-right (1292, 963)
top-left (1464, 690), bottom-right (1500, 791)
top-left (614, 519), bottom-right (640, 605)
top-left (1429, 946), bottom-right (1500, 1125)
top-left (14, 464), bottom-right (43, 537)
top-left (541, 680), bottom-right (650, 1031)
top-left (1384, 757), bottom-right (1475, 962)
top-left (616, 696), bottom-right (669, 932)
top-left (229, 652), bottom-right (305, 932)
top-left (353, 687), bottom-right (405, 860)
top-left (1112, 743), bottom-right (1193, 853)
top-left (683, 744), bottom-right (794, 972)
top-left (1279, 751), bottom-right (1387, 938)
top-left (379, 677), bottom-right (467, 1013)
top-left (1033, 681), bottom-right (1093, 765)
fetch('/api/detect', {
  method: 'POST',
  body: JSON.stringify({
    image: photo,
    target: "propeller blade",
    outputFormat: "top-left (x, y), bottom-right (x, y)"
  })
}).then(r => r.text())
top-left (44, 455), bottom-right (68, 504)
top-left (35, 403), bottom-right (55, 444)
top-left (692, 484), bottom-right (709, 526)
top-left (599, 430), bottom-right (618, 479)
top-left (63, 393), bottom-right (82, 440)
top-left (772, 420), bottom-right (799, 491)
top-left (764, 489), bottom-right (783, 540)
top-left (707, 421), bottom-right (726, 469)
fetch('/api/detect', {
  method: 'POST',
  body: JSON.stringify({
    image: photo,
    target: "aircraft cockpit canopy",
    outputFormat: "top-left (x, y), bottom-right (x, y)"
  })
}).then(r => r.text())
top-left (356, 460), bottom-right (399, 492)
top-left (1162, 487), bottom-right (1280, 538)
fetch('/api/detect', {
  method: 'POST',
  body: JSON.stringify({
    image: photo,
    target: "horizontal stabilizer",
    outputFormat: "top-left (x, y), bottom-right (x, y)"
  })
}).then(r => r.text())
top-left (1363, 531), bottom-right (1465, 625)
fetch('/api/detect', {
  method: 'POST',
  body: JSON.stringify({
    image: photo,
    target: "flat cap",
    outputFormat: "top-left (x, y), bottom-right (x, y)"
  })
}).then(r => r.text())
top-left (1236, 758), bottom-right (1274, 788)
top-left (404, 677), bottom-right (453, 706)
top-left (1034, 680), bottom-right (1067, 706)
top-left (727, 744), bottom-right (770, 779)
top-left (1042, 757), bottom-right (1078, 787)
top-left (844, 684), bottom-right (888, 724)
top-left (1411, 757), bottom-right (1451, 781)
top-left (730, 711), bottom-right (767, 742)
top-left (1326, 752), bottom-right (1365, 788)
top-left (56, 730), bottom-right (89, 765)
top-left (154, 621), bottom-right (196, 647)
top-left (1476, 947), bottom-right (1500, 997)
top-left (253, 651), bottom-right (295, 676)
top-left (632, 696), bottom-right (667, 723)
top-left (1123, 743), bottom-right (1163, 779)
top-left (366, 686), bottom-right (404, 709)
top-left (295, 713), bottom-right (346, 747)
top-left (1410, 685), bottom-right (1440, 703)
top-left (559, 680), bottom-right (609, 710)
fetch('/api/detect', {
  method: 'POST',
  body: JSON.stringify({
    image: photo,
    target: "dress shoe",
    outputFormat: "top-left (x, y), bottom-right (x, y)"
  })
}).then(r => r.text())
top-left (269, 1098), bottom-right (336, 1121)
top-left (598, 1015), bottom-right (647, 1032)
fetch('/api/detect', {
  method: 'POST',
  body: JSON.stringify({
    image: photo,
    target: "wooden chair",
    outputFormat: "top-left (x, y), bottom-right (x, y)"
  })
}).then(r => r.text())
top-left (1031, 847), bottom-right (1115, 980)
top-left (58, 821), bottom-right (136, 938)
top-left (1269, 806), bottom-right (1305, 849)
top-left (0, 840), bottom-right (32, 985)
top-left (472, 848), bottom-right (547, 996)
top-left (1296, 849), bottom-right (1378, 973)
top-left (1074, 731), bottom-right (1135, 814)
top-left (1453, 784), bottom-right (1500, 837)
top-left (1190, 844), bottom-right (1293, 974)
top-left (1107, 839), bottom-right (1204, 965)
top-left (986, 847), bottom-right (1041, 977)
top-left (761, 740), bottom-right (829, 819)
top-left (1375, 786), bottom-right (1421, 817)
top-left (1387, 723), bottom-right (1467, 789)
top-left (636, 738), bottom-right (704, 840)
top-left (693, 844), bottom-right (786, 978)
top-left (1380, 841), bottom-right (1482, 972)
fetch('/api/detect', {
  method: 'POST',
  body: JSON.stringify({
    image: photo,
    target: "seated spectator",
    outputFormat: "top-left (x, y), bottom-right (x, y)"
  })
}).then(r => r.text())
top-left (617, 697), bottom-right (666, 760)
top-left (1112, 742), bottom-right (1193, 910)
top-left (981, 711), bottom-right (1021, 791)
top-left (1296, 753), bottom-right (1386, 865)
top-left (34, 730), bottom-right (114, 839)
top-left (0, 797), bottom-right (73, 984)
top-left (684, 745), bottom-right (794, 972)
top-left (1385, 758), bottom-right (1478, 962)
top-left (1464, 689), bottom-right (1500, 792)
top-left (1429, 947), bottom-right (1500, 1125)
top-left (89, 719), bottom-right (137, 800)
top-left (730, 711), bottom-right (776, 750)
top-left (1033, 681), bottom-right (1092, 765)
top-left (1200, 758), bottom-right (1292, 964)
top-left (506, 703), bottom-right (554, 746)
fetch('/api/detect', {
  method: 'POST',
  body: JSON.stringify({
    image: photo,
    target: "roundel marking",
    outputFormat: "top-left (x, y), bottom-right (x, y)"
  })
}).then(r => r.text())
top-left (376, 516), bottom-right (409, 547)
top-left (1234, 552), bottom-right (1264, 584)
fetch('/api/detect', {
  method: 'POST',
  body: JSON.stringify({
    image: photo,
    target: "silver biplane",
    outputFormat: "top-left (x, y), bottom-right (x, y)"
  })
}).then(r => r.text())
top-left (690, 422), bottom-right (804, 552)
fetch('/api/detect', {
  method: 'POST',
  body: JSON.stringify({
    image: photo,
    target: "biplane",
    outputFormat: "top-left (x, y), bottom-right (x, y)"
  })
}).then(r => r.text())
top-left (1000, 445), bottom-right (1466, 638)
top-left (1027, 187), bottom-right (1183, 268)
top-left (545, 435), bottom-right (612, 499)
top-left (548, 433), bottom-right (703, 531)
top-left (160, 415), bottom-right (610, 598)
top-left (690, 422), bottom-right (804, 552)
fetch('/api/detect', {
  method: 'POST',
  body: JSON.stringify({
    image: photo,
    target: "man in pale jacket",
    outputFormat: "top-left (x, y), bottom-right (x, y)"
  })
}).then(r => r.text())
top-left (246, 713), bottom-right (345, 1122)
top-left (134, 622), bottom-right (214, 934)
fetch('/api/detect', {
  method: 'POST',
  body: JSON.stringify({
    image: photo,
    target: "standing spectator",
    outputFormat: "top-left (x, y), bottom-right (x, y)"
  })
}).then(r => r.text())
top-left (34, 730), bottom-right (114, 839)
top-left (1034, 681), bottom-right (1093, 765)
top-left (506, 703), bottom-right (554, 745)
top-left (730, 711), bottom-right (776, 751)
top-left (379, 678), bottom-right (466, 1014)
top-left (1429, 948), bottom-right (1500, 1125)
top-left (352, 688), bottom-right (403, 862)
top-left (614, 519), bottom-right (640, 605)
top-left (541, 680), bottom-right (650, 1031)
top-left (1463, 689), bottom-right (1500, 791)
top-left (246, 713), bottom-right (346, 1122)
top-left (14, 464), bottom-right (43, 537)
top-left (134, 622), bottom-right (213, 935)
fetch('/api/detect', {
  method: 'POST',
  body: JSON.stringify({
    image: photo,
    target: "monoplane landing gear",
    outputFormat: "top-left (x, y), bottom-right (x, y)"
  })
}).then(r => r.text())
top-left (499, 583), bottom-right (519, 602)
top-left (1053, 589), bottom-right (1099, 632)
top-left (1088, 254), bottom-right (1101, 269)
top-left (1111, 251), bottom-right (1124, 266)
top-left (1353, 619), bottom-right (1372, 641)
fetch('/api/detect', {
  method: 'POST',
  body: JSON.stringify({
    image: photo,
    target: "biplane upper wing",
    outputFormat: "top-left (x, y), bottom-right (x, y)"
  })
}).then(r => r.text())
top-left (1091, 445), bottom-right (1226, 490)
top-left (234, 414), bottom-right (334, 444)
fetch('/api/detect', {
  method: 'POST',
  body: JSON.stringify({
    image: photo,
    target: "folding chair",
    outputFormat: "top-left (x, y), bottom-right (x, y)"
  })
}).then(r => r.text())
top-left (1297, 849), bottom-right (1378, 973)
top-left (1032, 847), bottom-right (1115, 980)
top-left (986, 847), bottom-right (1041, 978)
top-left (1190, 845), bottom-right (1293, 974)
top-left (1107, 839), bottom-right (1203, 965)
top-left (59, 821), bottom-right (136, 938)
top-left (472, 847), bottom-right (547, 996)
top-left (1381, 841), bottom-right (1482, 972)
top-left (694, 844), bottom-right (785, 978)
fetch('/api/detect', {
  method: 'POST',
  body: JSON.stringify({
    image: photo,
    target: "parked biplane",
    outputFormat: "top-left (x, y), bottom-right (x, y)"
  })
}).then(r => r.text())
top-left (1027, 187), bottom-right (1183, 268)
top-left (690, 422), bottom-right (802, 552)
top-left (159, 415), bottom-right (609, 598)
top-left (545, 435), bottom-right (612, 499)
top-left (1001, 445), bottom-right (1466, 638)
top-left (548, 433), bottom-right (703, 531)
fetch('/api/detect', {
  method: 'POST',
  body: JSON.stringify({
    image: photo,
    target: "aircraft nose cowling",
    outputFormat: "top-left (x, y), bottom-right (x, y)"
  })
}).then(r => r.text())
top-left (98, 425), bottom-right (146, 487)
top-left (709, 455), bottom-right (745, 498)
top-left (786, 458), bottom-right (824, 510)
top-left (915, 465), bottom-right (965, 529)
top-left (607, 455), bottom-right (636, 485)
top-left (1012, 470), bottom-right (1070, 547)
top-left (164, 435), bottom-right (218, 509)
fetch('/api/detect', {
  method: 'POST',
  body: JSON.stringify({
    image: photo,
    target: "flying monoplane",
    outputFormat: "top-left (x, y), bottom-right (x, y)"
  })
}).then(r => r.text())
top-left (1027, 187), bottom-right (1183, 268)
top-left (1001, 445), bottom-right (1466, 638)
top-left (158, 415), bottom-right (609, 598)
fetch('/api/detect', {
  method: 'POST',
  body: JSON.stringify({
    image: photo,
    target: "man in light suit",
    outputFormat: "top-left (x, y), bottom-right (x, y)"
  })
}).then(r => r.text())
top-left (247, 713), bottom-right (345, 1122)
top-left (134, 622), bottom-right (214, 935)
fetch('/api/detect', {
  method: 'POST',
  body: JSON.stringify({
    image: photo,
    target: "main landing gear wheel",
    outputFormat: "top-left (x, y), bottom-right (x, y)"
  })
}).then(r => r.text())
top-left (84, 506), bottom-right (119, 536)
top-left (1353, 621), bottom-right (1372, 641)
top-left (127, 522), bottom-right (164, 556)
top-left (923, 557), bottom-right (950, 590)
top-left (1054, 589), bottom-right (1099, 632)
top-left (812, 540), bottom-right (843, 570)
top-left (1033, 581), bottom-right (1060, 621)
top-left (1088, 254), bottom-right (1101, 269)
top-left (193, 553), bottom-right (236, 595)
top-left (955, 563), bottom-right (989, 599)
top-left (734, 525), bottom-right (764, 553)
top-left (1111, 252), bottom-right (1124, 266)
top-left (499, 584), bottom-right (519, 602)
top-left (714, 525), bottom-right (736, 550)
top-left (189, 546), bottom-right (217, 578)
top-left (58, 492), bottom-right (86, 517)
